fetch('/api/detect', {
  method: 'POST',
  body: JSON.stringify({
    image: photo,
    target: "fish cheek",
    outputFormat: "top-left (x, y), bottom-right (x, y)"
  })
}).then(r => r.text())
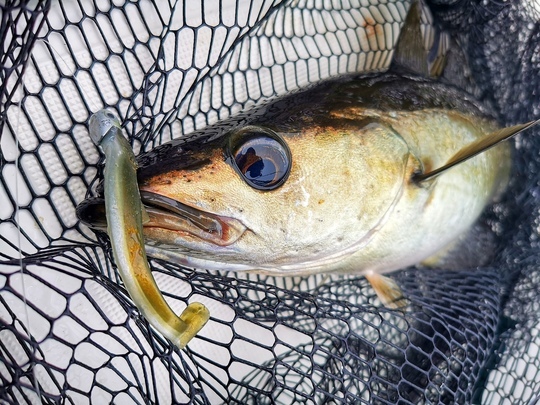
top-left (356, 125), bottom-right (412, 206)
top-left (286, 125), bottom-right (411, 258)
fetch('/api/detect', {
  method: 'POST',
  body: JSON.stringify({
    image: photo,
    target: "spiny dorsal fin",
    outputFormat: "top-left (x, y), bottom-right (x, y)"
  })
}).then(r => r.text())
top-left (414, 119), bottom-right (540, 182)
top-left (392, 0), bottom-right (449, 77)
top-left (393, 1), bottom-right (428, 76)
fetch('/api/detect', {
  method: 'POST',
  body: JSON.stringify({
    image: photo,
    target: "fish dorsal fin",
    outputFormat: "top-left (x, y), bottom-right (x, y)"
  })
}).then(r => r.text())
top-left (393, 0), bottom-right (449, 77)
top-left (393, 1), bottom-right (428, 76)
top-left (414, 119), bottom-right (540, 182)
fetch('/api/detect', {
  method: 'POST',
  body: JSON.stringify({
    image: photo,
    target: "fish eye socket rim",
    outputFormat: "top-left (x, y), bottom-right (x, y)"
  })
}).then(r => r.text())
top-left (226, 125), bottom-right (292, 191)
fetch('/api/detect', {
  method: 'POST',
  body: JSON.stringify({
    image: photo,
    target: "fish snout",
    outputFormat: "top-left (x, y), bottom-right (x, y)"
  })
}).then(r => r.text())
top-left (76, 197), bottom-right (107, 231)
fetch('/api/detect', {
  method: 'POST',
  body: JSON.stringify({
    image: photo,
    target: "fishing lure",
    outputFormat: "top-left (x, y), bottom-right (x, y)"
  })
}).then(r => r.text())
top-left (88, 110), bottom-right (209, 349)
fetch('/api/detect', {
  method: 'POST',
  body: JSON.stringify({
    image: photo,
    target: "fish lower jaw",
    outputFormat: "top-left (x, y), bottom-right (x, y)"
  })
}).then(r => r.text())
top-left (143, 213), bottom-right (247, 247)
top-left (144, 244), bottom-right (257, 272)
top-left (143, 241), bottom-right (348, 276)
top-left (140, 191), bottom-right (247, 247)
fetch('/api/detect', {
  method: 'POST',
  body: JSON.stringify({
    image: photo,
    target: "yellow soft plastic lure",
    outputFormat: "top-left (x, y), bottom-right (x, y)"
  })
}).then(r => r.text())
top-left (88, 110), bottom-right (209, 349)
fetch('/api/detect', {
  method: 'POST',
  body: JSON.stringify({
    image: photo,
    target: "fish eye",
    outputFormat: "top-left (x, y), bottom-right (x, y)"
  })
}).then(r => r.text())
top-left (228, 126), bottom-right (291, 190)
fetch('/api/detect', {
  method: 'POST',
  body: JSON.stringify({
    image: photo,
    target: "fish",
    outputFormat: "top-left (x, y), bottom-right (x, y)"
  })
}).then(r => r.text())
top-left (78, 73), bottom-right (538, 308)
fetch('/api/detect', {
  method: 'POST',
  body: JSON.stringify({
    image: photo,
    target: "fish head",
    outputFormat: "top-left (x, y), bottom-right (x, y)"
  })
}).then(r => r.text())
top-left (135, 112), bottom-right (419, 274)
top-left (78, 74), bottom-right (509, 277)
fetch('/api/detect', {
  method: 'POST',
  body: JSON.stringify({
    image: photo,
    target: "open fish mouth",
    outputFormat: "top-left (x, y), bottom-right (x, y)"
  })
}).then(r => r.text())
top-left (140, 191), bottom-right (246, 246)
top-left (76, 190), bottom-right (247, 247)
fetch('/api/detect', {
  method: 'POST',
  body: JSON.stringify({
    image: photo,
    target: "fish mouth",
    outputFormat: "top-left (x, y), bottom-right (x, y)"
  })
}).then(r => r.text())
top-left (76, 191), bottom-right (247, 247)
top-left (140, 191), bottom-right (246, 246)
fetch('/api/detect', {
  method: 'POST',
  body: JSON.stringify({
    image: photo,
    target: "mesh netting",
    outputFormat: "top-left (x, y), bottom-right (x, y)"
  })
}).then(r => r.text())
top-left (1, 0), bottom-right (540, 404)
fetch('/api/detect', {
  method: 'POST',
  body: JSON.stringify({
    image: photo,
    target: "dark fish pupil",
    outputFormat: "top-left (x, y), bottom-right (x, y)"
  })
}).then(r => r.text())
top-left (232, 132), bottom-right (290, 190)
top-left (236, 146), bottom-right (277, 186)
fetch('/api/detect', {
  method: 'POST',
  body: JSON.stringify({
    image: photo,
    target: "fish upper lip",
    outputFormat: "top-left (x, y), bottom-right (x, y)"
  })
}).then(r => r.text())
top-left (139, 190), bottom-right (246, 247)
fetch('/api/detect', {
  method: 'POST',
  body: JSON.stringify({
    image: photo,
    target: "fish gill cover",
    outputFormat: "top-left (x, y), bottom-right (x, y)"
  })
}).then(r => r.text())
top-left (0, 0), bottom-right (539, 404)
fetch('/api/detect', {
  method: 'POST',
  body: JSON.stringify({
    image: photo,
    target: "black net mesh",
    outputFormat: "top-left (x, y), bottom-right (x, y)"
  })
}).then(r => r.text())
top-left (1, 0), bottom-right (539, 404)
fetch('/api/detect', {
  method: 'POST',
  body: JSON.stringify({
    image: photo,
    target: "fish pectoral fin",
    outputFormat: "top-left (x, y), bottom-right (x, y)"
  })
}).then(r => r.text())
top-left (364, 273), bottom-right (409, 310)
top-left (414, 119), bottom-right (540, 182)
